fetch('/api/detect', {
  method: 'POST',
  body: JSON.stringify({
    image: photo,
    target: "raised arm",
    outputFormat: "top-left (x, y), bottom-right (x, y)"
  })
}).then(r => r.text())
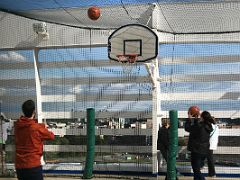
top-left (184, 112), bottom-right (194, 132)
top-left (38, 123), bottom-right (55, 141)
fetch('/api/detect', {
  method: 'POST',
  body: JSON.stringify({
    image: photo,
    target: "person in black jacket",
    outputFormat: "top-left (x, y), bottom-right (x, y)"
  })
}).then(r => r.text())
top-left (157, 119), bottom-right (169, 163)
top-left (157, 119), bottom-right (179, 180)
top-left (201, 112), bottom-right (218, 177)
top-left (185, 110), bottom-right (213, 180)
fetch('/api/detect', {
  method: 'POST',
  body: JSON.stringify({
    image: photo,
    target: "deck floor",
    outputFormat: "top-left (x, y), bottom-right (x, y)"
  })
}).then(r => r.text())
top-left (0, 176), bottom-right (239, 180)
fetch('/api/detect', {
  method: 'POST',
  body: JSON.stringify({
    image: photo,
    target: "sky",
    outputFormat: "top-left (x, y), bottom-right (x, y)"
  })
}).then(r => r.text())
top-left (1, 43), bottom-right (240, 113)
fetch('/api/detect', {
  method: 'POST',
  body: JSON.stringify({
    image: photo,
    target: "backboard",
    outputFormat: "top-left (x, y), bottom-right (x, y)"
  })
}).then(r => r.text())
top-left (108, 24), bottom-right (158, 63)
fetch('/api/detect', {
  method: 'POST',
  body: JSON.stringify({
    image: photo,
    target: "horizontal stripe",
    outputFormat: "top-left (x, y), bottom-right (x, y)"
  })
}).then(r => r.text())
top-left (160, 55), bottom-right (240, 65)
top-left (7, 128), bottom-right (240, 137)
top-left (5, 145), bottom-right (240, 154)
top-left (0, 76), bottom-right (151, 86)
top-left (3, 110), bottom-right (240, 119)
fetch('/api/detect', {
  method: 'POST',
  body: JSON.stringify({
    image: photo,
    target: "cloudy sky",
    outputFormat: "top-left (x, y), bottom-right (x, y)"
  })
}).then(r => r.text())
top-left (1, 43), bottom-right (240, 113)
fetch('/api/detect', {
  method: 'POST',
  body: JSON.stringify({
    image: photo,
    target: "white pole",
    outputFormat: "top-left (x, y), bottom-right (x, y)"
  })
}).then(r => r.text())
top-left (33, 49), bottom-right (46, 165)
top-left (145, 58), bottom-right (162, 174)
top-left (0, 101), bottom-right (3, 175)
top-left (33, 49), bottom-right (43, 123)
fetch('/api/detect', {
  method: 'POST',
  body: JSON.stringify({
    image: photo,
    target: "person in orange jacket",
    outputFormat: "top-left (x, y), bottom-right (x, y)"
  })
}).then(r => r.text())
top-left (14, 100), bottom-right (54, 180)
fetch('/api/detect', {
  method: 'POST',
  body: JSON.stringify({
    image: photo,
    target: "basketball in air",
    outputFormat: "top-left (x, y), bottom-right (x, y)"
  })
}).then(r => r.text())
top-left (88, 6), bottom-right (101, 20)
top-left (188, 105), bottom-right (200, 117)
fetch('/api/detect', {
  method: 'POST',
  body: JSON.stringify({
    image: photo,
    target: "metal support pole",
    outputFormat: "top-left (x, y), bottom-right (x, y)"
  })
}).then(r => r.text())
top-left (83, 108), bottom-right (95, 179)
top-left (145, 58), bottom-right (162, 174)
top-left (167, 110), bottom-right (178, 180)
top-left (33, 48), bottom-right (43, 123)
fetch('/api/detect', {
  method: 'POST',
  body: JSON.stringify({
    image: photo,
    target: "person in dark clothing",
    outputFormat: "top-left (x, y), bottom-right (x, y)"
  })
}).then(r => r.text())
top-left (185, 110), bottom-right (213, 180)
top-left (157, 119), bottom-right (169, 162)
top-left (157, 119), bottom-right (178, 180)
top-left (201, 112), bottom-right (218, 177)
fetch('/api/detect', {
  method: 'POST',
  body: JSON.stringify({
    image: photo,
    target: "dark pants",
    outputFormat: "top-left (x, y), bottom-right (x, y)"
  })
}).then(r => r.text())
top-left (16, 166), bottom-right (43, 180)
top-left (201, 150), bottom-right (216, 177)
top-left (206, 150), bottom-right (216, 176)
top-left (0, 144), bottom-right (5, 151)
top-left (191, 152), bottom-right (206, 180)
top-left (158, 148), bottom-right (179, 180)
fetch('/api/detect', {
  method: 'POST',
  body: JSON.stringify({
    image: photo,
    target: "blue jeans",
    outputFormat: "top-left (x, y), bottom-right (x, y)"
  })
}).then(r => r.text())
top-left (191, 152), bottom-right (206, 180)
top-left (16, 166), bottom-right (43, 180)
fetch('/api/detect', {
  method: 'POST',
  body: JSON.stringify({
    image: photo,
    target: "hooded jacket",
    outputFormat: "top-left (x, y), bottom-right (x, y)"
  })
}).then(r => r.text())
top-left (157, 126), bottom-right (169, 161)
top-left (14, 116), bottom-right (54, 169)
top-left (185, 118), bottom-right (213, 155)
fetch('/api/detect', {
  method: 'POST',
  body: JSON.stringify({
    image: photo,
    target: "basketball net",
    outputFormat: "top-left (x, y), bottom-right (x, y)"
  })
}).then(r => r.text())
top-left (117, 54), bottom-right (138, 75)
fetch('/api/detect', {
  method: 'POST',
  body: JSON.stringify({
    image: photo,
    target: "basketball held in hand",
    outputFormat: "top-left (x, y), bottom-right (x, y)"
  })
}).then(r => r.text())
top-left (88, 6), bottom-right (101, 21)
top-left (188, 105), bottom-right (200, 117)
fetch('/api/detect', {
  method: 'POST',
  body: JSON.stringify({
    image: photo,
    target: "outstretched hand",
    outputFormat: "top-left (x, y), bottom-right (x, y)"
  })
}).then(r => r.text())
top-left (188, 111), bottom-right (193, 119)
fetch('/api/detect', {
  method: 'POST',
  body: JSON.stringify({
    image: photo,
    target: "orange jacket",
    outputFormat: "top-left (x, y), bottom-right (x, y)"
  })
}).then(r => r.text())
top-left (14, 116), bottom-right (54, 169)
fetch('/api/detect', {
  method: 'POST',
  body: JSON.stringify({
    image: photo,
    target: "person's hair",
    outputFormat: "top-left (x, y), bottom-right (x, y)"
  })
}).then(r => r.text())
top-left (22, 100), bottom-right (35, 118)
top-left (0, 115), bottom-right (4, 121)
top-left (201, 111), bottom-right (215, 124)
top-left (162, 119), bottom-right (169, 128)
top-left (211, 116), bottom-right (217, 124)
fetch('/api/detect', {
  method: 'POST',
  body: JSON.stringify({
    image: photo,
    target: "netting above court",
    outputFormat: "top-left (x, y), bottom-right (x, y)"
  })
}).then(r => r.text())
top-left (1, 0), bottom-right (240, 177)
top-left (0, 0), bottom-right (240, 34)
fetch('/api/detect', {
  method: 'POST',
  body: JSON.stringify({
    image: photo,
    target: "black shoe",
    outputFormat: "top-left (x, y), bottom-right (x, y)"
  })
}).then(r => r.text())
top-left (209, 175), bottom-right (216, 178)
top-left (165, 176), bottom-right (179, 180)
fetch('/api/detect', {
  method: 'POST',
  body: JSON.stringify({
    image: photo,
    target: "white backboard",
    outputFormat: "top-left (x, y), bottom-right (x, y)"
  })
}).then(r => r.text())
top-left (108, 24), bottom-right (158, 62)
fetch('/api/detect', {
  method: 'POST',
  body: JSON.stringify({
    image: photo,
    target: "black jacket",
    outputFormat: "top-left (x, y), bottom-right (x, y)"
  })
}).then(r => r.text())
top-left (157, 126), bottom-right (169, 160)
top-left (185, 118), bottom-right (213, 155)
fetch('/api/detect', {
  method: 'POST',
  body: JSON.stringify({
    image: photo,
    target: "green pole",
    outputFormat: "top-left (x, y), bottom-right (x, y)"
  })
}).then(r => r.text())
top-left (167, 110), bottom-right (178, 180)
top-left (83, 108), bottom-right (95, 179)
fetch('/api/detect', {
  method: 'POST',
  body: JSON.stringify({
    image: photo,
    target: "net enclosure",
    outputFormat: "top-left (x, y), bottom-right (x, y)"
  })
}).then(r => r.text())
top-left (0, 0), bottom-right (240, 178)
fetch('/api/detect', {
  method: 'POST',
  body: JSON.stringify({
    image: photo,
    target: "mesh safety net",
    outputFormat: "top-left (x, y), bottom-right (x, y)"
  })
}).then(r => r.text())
top-left (0, 0), bottom-right (240, 178)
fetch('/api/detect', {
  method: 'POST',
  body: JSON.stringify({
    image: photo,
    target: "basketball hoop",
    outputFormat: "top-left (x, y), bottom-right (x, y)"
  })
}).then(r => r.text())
top-left (116, 54), bottom-right (138, 74)
top-left (117, 54), bottom-right (138, 63)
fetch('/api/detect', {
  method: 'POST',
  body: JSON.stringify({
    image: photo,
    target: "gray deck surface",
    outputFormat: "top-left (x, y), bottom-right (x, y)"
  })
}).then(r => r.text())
top-left (0, 176), bottom-right (239, 180)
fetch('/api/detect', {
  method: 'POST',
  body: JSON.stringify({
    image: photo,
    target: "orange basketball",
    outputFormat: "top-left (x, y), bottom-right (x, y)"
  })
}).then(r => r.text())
top-left (88, 6), bottom-right (101, 21)
top-left (188, 105), bottom-right (200, 117)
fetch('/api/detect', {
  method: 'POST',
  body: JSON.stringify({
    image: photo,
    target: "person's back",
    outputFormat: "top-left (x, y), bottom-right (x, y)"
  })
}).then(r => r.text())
top-left (15, 100), bottom-right (54, 180)
top-left (185, 119), bottom-right (212, 154)
top-left (185, 110), bottom-right (213, 180)
top-left (157, 125), bottom-right (169, 161)
top-left (15, 116), bottom-right (54, 168)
